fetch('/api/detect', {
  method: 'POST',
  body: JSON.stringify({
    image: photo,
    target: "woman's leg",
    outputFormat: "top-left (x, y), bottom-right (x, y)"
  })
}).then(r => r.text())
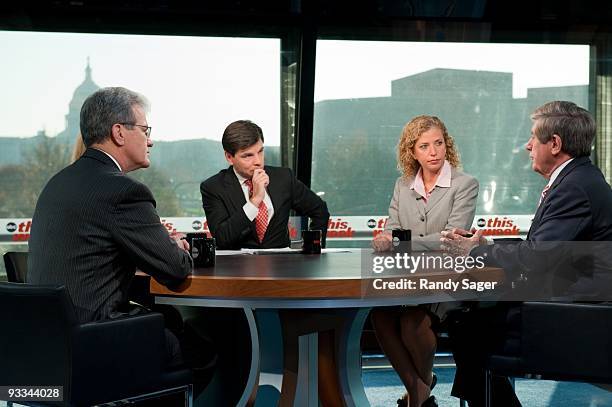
top-left (399, 309), bottom-right (437, 388)
top-left (371, 308), bottom-right (432, 407)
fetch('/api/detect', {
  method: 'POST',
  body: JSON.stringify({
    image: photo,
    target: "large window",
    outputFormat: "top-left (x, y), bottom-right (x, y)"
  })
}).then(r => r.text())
top-left (0, 31), bottom-right (281, 219)
top-left (311, 40), bottom-right (590, 218)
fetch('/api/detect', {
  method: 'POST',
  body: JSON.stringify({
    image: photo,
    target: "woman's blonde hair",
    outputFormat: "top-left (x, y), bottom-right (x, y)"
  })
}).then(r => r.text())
top-left (397, 115), bottom-right (460, 178)
top-left (70, 133), bottom-right (87, 164)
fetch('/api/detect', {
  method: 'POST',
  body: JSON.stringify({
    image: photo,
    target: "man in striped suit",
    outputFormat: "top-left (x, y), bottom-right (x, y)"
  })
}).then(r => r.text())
top-left (28, 87), bottom-right (194, 366)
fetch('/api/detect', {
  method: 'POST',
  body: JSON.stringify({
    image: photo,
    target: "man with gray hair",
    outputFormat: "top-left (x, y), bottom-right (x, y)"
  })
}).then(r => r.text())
top-left (441, 101), bottom-right (612, 406)
top-left (28, 87), bottom-right (194, 366)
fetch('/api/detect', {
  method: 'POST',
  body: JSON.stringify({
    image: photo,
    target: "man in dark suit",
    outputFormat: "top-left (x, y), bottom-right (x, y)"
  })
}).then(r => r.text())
top-left (28, 87), bottom-right (196, 368)
top-left (441, 101), bottom-right (612, 406)
top-left (200, 120), bottom-right (330, 249)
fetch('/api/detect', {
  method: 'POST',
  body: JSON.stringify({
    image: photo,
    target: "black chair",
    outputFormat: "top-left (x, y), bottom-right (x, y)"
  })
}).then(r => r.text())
top-left (0, 282), bottom-right (193, 406)
top-left (3, 251), bottom-right (28, 282)
top-left (484, 302), bottom-right (612, 407)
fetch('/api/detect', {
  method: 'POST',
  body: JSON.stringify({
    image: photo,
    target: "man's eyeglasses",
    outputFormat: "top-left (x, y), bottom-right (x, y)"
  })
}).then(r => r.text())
top-left (120, 123), bottom-right (152, 138)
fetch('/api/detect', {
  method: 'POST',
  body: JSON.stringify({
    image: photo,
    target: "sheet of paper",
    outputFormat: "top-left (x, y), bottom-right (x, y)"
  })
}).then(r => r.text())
top-left (321, 248), bottom-right (353, 253)
top-left (215, 248), bottom-right (354, 255)
top-left (216, 250), bottom-right (250, 256)
top-left (240, 248), bottom-right (303, 255)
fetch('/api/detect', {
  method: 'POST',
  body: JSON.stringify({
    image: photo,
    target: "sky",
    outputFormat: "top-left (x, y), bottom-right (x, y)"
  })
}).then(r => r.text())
top-left (0, 31), bottom-right (589, 142)
top-left (0, 31), bottom-right (281, 143)
top-left (315, 40), bottom-right (590, 102)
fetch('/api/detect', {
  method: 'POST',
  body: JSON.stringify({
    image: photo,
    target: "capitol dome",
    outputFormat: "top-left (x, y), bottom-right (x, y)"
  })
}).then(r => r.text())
top-left (57, 58), bottom-right (100, 141)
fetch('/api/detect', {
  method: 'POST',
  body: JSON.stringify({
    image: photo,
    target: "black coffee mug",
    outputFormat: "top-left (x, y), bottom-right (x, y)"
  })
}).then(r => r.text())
top-left (302, 230), bottom-right (322, 254)
top-left (191, 237), bottom-right (216, 267)
top-left (392, 229), bottom-right (411, 250)
top-left (185, 232), bottom-right (207, 248)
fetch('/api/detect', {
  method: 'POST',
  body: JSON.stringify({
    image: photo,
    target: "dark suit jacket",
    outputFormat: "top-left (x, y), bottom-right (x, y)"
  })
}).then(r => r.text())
top-left (28, 148), bottom-right (192, 323)
top-left (200, 165), bottom-right (330, 249)
top-left (472, 156), bottom-right (612, 299)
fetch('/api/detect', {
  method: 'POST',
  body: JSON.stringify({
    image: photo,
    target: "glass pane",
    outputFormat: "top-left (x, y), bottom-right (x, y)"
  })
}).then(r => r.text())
top-left (0, 31), bottom-right (281, 221)
top-left (312, 40), bottom-right (590, 219)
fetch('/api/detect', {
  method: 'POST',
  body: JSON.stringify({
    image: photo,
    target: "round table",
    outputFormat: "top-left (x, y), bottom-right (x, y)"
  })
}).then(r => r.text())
top-left (151, 250), bottom-right (504, 407)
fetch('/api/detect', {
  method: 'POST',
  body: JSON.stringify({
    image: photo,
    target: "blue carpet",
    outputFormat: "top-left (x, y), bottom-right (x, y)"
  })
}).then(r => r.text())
top-left (362, 367), bottom-right (612, 407)
top-left (2, 368), bottom-right (610, 406)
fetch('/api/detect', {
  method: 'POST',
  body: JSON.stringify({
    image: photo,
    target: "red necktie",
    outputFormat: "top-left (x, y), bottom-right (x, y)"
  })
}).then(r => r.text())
top-left (245, 179), bottom-right (268, 243)
top-left (538, 184), bottom-right (551, 207)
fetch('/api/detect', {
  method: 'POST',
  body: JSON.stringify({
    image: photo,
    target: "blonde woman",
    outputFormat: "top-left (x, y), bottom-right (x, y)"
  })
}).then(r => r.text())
top-left (371, 115), bottom-right (478, 407)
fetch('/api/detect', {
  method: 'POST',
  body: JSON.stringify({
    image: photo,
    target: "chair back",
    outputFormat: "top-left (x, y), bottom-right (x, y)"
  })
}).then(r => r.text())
top-left (0, 282), bottom-right (78, 393)
top-left (521, 301), bottom-right (612, 383)
top-left (3, 251), bottom-right (28, 282)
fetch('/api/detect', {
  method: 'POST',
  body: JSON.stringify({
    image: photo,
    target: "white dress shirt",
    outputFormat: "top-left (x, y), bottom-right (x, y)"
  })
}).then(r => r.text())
top-left (234, 168), bottom-right (274, 224)
top-left (546, 158), bottom-right (574, 189)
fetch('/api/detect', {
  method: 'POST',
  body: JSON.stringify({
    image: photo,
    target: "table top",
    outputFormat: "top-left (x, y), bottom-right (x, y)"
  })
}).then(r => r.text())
top-left (150, 250), bottom-right (505, 308)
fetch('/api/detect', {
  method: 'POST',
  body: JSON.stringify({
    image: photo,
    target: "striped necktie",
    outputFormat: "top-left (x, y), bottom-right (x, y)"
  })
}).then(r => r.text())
top-left (245, 179), bottom-right (268, 243)
top-left (538, 184), bottom-right (551, 207)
